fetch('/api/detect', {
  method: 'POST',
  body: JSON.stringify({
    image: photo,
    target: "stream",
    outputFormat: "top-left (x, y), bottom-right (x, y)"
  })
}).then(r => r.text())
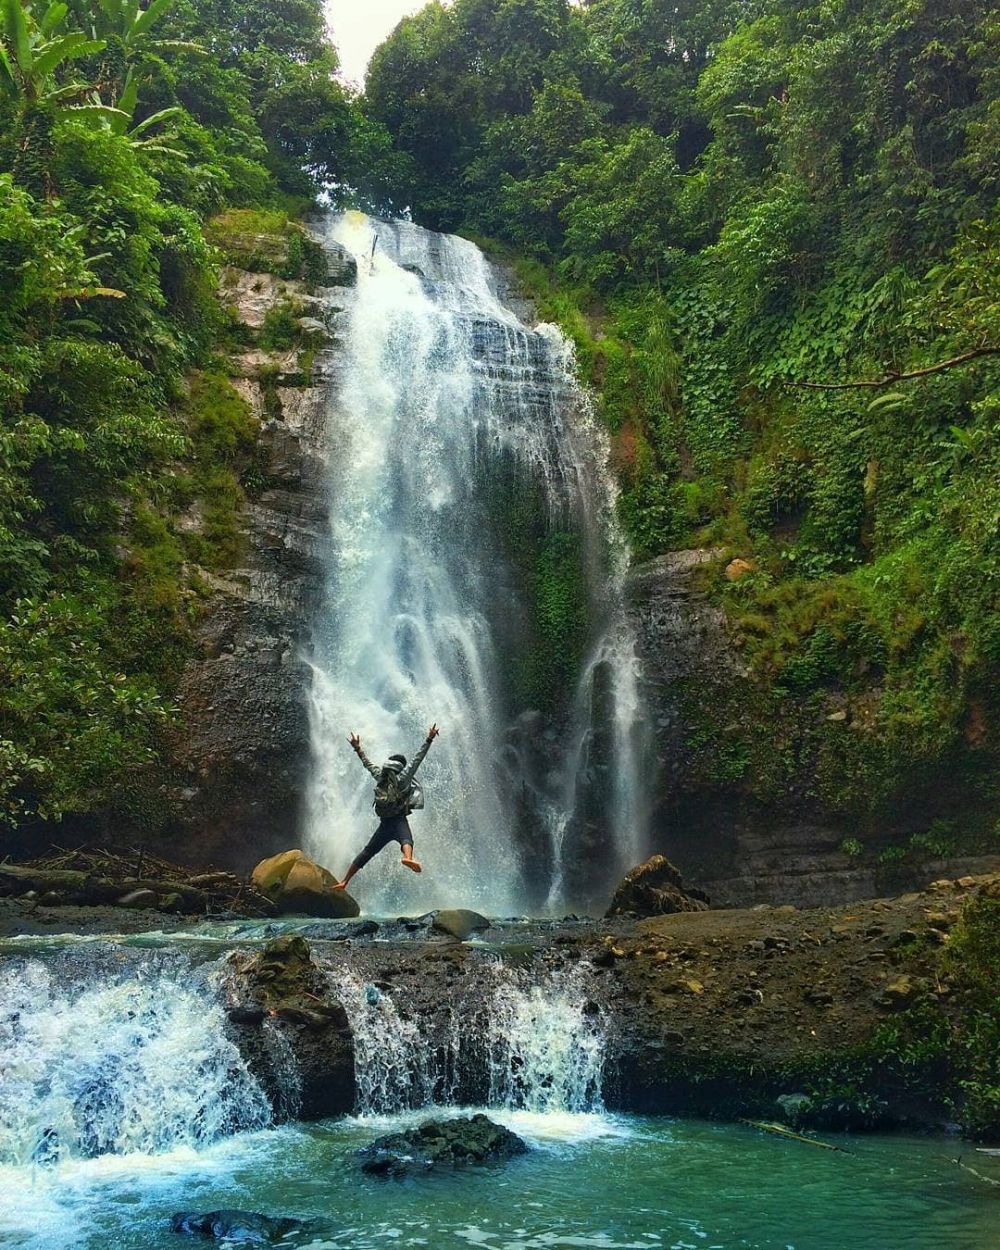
top-left (0, 928), bottom-right (995, 1250)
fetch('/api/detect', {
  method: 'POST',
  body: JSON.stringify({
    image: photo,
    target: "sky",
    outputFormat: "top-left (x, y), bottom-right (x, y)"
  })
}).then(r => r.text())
top-left (326, 1), bottom-right (428, 87)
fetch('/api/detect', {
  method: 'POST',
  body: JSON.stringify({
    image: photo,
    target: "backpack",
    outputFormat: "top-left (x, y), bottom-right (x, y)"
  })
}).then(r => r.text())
top-left (373, 774), bottom-right (424, 818)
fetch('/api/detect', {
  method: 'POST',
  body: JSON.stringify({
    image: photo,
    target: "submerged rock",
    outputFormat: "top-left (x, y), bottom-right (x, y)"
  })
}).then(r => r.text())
top-left (170, 1209), bottom-right (306, 1243)
top-left (605, 855), bottom-right (710, 918)
top-left (358, 1114), bottom-right (528, 1177)
top-left (431, 908), bottom-right (491, 940)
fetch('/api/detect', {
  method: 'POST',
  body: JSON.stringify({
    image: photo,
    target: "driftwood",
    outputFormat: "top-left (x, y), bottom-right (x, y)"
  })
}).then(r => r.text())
top-left (0, 865), bottom-right (212, 911)
top-left (740, 1119), bottom-right (853, 1153)
top-left (948, 1156), bottom-right (1000, 1188)
top-left (0, 847), bottom-right (277, 917)
top-left (786, 345), bottom-right (1000, 391)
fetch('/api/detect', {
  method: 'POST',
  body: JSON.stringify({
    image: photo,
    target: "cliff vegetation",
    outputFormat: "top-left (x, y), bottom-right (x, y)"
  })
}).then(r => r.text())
top-left (0, 0), bottom-right (394, 835)
top-left (365, 0), bottom-right (999, 853)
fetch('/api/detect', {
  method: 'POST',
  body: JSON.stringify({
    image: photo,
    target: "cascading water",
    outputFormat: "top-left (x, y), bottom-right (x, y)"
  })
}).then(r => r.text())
top-left (0, 957), bottom-right (270, 1167)
top-left (332, 972), bottom-right (437, 1116)
top-left (486, 965), bottom-right (605, 1114)
top-left (304, 212), bottom-right (650, 914)
top-left (327, 958), bottom-right (607, 1120)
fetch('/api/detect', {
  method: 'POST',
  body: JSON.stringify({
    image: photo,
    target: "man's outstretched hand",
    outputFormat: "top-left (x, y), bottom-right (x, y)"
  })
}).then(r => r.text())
top-left (427, 723), bottom-right (440, 740)
top-left (348, 732), bottom-right (361, 752)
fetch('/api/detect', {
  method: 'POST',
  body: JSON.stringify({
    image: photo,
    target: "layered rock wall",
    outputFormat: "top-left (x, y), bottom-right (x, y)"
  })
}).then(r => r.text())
top-left (629, 550), bottom-right (999, 906)
top-left (160, 235), bottom-right (355, 868)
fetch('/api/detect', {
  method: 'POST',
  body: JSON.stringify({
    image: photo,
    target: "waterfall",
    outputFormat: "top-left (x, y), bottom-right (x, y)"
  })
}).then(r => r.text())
top-left (0, 958), bottom-right (270, 1167)
top-left (486, 966), bottom-right (605, 1114)
top-left (304, 211), bottom-right (649, 914)
top-left (332, 972), bottom-right (437, 1116)
top-left (330, 960), bottom-right (606, 1119)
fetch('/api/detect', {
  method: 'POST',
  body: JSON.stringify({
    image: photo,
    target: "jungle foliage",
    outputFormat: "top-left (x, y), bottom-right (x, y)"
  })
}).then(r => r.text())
top-left (0, 0), bottom-right (394, 828)
top-left (367, 0), bottom-right (999, 840)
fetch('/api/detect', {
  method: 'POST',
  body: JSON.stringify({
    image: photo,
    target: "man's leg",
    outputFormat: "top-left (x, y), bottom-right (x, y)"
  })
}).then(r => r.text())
top-left (395, 816), bottom-right (421, 874)
top-left (335, 824), bottom-right (394, 889)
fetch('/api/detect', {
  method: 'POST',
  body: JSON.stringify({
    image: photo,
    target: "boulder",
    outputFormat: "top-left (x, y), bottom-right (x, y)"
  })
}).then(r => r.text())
top-left (876, 975), bottom-right (921, 1011)
top-left (251, 850), bottom-right (360, 918)
top-left (251, 849), bottom-right (305, 894)
top-left (776, 1092), bottom-right (813, 1123)
top-left (605, 855), bottom-right (710, 918)
top-left (431, 909), bottom-right (491, 941)
top-left (358, 1114), bottom-right (528, 1178)
top-left (170, 1209), bottom-right (306, 1243)
top-left (224, 936), bottom-right (355, 1119)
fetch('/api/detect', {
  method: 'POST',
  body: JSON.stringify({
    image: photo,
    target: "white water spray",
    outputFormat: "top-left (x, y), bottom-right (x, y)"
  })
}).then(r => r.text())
top-left (304, 212), bottom-right (649, 913)
top-left (486, 966), bottom-right (605, 1114)
top-left (0, 959), bottom-right (270, 1167)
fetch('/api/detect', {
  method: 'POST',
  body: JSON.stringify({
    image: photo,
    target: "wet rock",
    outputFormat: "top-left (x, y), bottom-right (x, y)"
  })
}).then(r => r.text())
top-left (296, 316), bottom-right (328, 338)
top-left (358, 1114), bottom-right (528, 1177)
top-left (293, 918), bottom-right (380, 941)
top-left (170, 1209), bottom-right (306, 1243)
top-left (227, 1005), bottom-right (265, 1026)
top-left (605, 855), bottom-right (710, 918)
top-left (226, 936), bottom-right (354, 1118)
top-left (431, 909), bottom-right (491, 940)
top-left (117, 889), bottom-right (158, 909)
top-left (776, 1093), bottom-right (812, 1122)
top-left (317, 239), bottom-right (357, 287)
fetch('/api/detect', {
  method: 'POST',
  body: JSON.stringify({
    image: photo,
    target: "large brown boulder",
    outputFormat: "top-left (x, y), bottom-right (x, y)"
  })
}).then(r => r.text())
top-left (250, 850), bottom-right (359, 918)
top-left (605, 854), bottom-right (710, 918)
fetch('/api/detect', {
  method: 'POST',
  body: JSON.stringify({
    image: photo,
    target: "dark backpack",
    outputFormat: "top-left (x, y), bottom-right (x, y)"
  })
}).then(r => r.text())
top-left (373, 774), bottom-right (424, 818)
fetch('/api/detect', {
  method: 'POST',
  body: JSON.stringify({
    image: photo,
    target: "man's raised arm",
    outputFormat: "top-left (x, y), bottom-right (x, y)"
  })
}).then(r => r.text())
top-left (348, 732), bottom-right (381, 779)
top-left (399, 724), bottom-right (439, 785)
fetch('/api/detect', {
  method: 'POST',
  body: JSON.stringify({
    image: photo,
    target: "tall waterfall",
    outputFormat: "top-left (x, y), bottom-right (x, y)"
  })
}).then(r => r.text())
top-left (304, 213), bottom-right (649, 914)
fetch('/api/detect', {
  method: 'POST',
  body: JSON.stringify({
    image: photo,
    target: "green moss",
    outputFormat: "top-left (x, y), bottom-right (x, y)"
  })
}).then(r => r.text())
top-left (180, 369), bottom-right (259, 570)
top-left (206, 208), bottom-right (327, 284)
top-left (259, 300), bottom-right (304, 351)
top-left (535, 530), bottom-right (588, 680)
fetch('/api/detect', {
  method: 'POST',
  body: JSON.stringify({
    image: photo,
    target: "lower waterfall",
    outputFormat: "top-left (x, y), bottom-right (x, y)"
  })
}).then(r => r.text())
top-left (0, 948), bottom-right (608, 1169)
top-left (0, 957), bottom-right (270, 1168)
top-left (303, 212), bottom-right (650, 915)
top-left (328, 959), bottom-right (607, 1120)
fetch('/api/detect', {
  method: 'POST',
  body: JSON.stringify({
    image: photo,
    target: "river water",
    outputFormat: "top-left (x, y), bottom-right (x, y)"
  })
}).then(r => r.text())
top-left (0, 934), bottom-right (996, 1250)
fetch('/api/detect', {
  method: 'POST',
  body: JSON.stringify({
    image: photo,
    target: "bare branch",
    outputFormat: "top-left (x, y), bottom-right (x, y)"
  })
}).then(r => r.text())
top-left (785, 346), bottom-right (1000, 391)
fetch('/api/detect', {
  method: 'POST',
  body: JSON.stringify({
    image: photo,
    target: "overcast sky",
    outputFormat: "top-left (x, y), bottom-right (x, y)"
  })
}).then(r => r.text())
top-left (326, 1), bottom-right (428, 86)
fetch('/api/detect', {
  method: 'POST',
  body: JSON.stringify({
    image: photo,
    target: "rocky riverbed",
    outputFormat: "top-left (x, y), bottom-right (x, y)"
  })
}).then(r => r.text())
top-left (7, 869), bottom-right (991, 1140)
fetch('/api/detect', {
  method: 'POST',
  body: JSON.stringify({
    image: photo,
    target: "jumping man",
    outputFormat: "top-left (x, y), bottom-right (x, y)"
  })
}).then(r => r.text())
top-left (334, 723), bottom-right (440, 891)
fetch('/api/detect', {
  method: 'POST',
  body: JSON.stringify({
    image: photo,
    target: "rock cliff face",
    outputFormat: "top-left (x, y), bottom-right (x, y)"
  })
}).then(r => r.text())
top-left (628, 550), bottom-right (999, 906)
top-left (160, 233), bottom-right (355, 869)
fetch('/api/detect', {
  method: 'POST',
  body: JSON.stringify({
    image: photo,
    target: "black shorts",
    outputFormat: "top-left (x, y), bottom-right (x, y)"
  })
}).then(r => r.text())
top-left (350, 814), bottom-right (413, 871)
